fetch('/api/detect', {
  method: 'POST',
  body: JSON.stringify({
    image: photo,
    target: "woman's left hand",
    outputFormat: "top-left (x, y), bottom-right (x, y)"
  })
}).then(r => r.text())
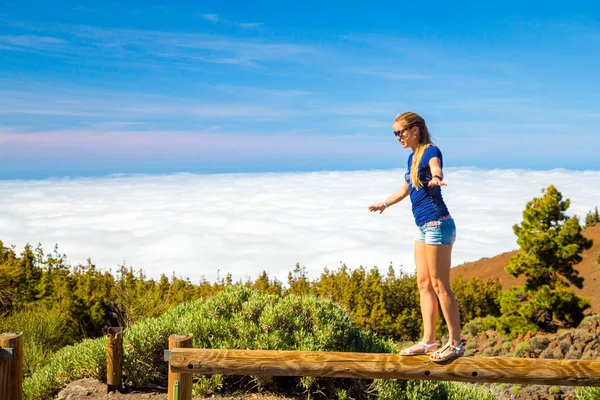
top-left (428, 177), bottom-right (447, 187)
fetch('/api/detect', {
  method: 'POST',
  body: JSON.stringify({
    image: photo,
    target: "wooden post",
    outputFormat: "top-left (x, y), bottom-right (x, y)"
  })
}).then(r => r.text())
top-left (169, 348), bottom-right (600, 387)
top-left (168, 334), bottom-right (193, 400)
top-left (107, 327), bottom-right (123, 393)
top-left (0, 332), bottom-right (23, 400)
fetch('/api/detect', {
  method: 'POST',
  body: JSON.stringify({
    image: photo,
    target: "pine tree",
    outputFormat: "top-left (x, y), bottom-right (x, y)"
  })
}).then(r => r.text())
top-left (584, 206), bottom-right (600, 228)
top-left (504, 185), bottom-right (592, 331)
top-left (0, 241), bottom-right (19, 314)
top-left (252, 270), bottom-right (283, 296)
top-left (287, 263), bottom-right (311, 296)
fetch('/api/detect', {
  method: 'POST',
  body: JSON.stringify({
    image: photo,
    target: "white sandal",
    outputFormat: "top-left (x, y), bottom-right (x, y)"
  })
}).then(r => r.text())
top-left (429, 342), bottom-right (465, 363)
top-left (400, 341), bottom-right (438, 356)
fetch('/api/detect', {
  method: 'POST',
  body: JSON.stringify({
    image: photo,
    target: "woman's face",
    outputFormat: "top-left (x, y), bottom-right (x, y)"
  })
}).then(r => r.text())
top-left (392, 121), bottom-right (417, 149)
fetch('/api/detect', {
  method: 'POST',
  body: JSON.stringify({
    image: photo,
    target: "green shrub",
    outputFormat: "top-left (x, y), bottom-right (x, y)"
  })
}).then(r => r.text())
top-left (482, 347), bottom-right (496, 357)
top-left (540, 348), bottom-right (554, 359)
top-left (549, 386), bottom-right (563, 394)
top-left (560, 340), bottom-right (571, 355)
top-left (576, 386), bottom-right (600, 399)
top-left (584, 207), bottom-right (599, 228)
top-left (192, 374), bottom-right (224, 397)
top-left (373, 379), bottom-right (495, 400)
top-left (557, 329), bottom-right (571, 340)
top-left (529, 335), bottom-right (551, 354)
top-left (337, 388), bottom-right (348, 400)
top-left (501, 341), bottom-right (513, 354)
top-left (372, 379), bottom-right (409, 400)
top-left (573, 330), bottom-right (595, 344)
top-left (445, 382), bottom-right (496, 400)
top-left (405, 380), bottom-right (446, 400)
top-left (23, 338), bottom-right (105, 400)
top-left (579, 315), bottom-right (600, 328)
top-left (462, 316), bottom-right (498, 337)
top-left (23, 286), bottom-right (384, 399)
top-left (495, 314), bottom-right (538, 339)
top-left (514, 342), bottom-right (531, 357)
top-left (23, 286), bottom-right (496, 400)
top-left (1, 308), bottom-right (73, 376)
top-left (509, 384), bottom-right (522, 394)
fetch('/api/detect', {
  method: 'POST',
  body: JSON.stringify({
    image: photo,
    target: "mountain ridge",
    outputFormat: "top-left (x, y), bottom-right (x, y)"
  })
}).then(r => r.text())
top-left (451, 223), bottom-right (600, 313)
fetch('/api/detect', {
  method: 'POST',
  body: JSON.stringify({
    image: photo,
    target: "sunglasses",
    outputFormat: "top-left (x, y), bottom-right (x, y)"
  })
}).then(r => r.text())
top-left (393, 126), bottom-right (411, 139)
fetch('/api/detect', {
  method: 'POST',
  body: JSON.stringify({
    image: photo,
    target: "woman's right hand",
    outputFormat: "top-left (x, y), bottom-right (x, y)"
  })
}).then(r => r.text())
top-left (368, 203), bottom-right (387, 214)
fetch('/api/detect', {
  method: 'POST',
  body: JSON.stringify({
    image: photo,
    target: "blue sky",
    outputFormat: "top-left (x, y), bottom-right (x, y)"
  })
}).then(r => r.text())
top-left (1, 0), bottom-right (599, 179)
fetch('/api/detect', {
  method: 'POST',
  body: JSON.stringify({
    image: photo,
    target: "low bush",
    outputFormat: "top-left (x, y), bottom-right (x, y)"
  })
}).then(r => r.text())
top-left (514, 342), bottom-right (531, 357)
top-left (23, 338), bottom-right (105, 400)
top-left (462, 316), bottom-right (498, 337)
top-left (576, 386), bottom-right (600, 399)
top-left (0, 307), bottom-right (73, 376)
top-left (24, 286), bottom-right (496, 400)
top-left (579, 315), bottom-right (600, 328)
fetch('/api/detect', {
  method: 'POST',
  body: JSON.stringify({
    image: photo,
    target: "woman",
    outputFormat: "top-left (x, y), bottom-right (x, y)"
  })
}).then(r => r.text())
top-left (368, 111), bottom-right (463, 362)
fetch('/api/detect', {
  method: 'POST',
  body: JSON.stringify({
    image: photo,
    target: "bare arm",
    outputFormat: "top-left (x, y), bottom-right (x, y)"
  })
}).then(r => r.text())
top-left (428, 157), bottom-right (447, 187)
top-left (368, 180), bottom-right (409, 214)
top-left (385, 179), bottom-right (410, 206)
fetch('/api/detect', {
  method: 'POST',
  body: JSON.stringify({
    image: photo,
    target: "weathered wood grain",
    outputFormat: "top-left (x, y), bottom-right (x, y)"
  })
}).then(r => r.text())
top-left (168, 334), bottom-right (193, 400)
top-left (106, 327), bottom-right (123, 393)
top-left (169, 348), bottom-right (600, 387)
top-left (0, 332), bottom-right (23, 400)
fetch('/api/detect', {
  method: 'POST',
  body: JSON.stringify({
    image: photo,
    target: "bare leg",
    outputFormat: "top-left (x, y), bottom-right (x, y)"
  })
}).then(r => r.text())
top-left (415, 241), bottom-right (438, 344)
top-left (426, 243), bottom-right (461, 348)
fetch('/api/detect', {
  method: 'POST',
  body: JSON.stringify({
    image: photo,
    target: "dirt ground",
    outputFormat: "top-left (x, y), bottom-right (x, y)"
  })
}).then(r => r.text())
top-left (56, 378), bottom-right (298, 400)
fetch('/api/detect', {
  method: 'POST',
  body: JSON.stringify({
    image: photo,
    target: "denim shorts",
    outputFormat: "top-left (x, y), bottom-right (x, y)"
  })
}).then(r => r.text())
top-left (415, 217), bottom-right (456, 246)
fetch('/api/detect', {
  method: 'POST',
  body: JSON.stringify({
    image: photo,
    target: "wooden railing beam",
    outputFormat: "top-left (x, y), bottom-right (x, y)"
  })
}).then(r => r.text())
top-left (169, 348), bottom-right (600, 387)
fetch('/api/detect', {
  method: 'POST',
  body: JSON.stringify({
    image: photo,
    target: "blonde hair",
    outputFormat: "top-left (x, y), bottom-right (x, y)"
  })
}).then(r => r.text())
top-left (394, 111), bottom-right (433, 190)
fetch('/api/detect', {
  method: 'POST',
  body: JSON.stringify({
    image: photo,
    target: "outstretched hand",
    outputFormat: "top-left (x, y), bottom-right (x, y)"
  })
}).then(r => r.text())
top-left (368, 203), bottom-right (387, 214)
top-left (428, 177), bottom-right (447, 187)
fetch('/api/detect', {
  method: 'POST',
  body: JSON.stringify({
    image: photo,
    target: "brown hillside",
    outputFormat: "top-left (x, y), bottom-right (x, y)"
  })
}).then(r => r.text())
top-left (451, 223), bottom-right (600, 313)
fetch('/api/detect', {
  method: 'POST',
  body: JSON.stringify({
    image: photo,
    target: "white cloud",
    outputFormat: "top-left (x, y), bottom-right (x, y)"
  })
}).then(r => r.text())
top-left (346, 67), bottom-right (428, 80)
top-left (199, 13), bottom-right (219, 23)
top-left (0, 35), bottom-right (68, 51)
top-left (196, 13), bottom-right (262, 29)
top-left (1, 169), bottom-right (599, 284)
top-left (1, 23), bottom-right (308, 66)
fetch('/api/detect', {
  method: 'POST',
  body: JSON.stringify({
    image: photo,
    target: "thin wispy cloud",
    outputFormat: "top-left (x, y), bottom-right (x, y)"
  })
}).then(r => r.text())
top-left (339, 33), bottom-right (521, 77)
top-left (0, 35), bottom-right (68, 51)
top-left (214, 85), bottom-right (316, 99)
top-left (0, 88), bottom-right (304, 120)
top-left (197, 13), bottom-right (262, 29)
top-left (199, 13), bottom-right (219, 23)
top-left (347, 67), bottom-right (428, 80)
top-left (238, 23), bottom-right (263, 29)
top-left (0, 86), bottom-right (401, 124)
top-left (0, 169), bottom-right (598, 284)
top-left (1, 22), bottom-right (304, 67)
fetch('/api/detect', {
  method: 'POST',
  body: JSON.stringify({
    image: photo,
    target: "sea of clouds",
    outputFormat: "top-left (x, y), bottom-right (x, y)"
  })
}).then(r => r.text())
top-left (1, 168), bottom-right (599, 284)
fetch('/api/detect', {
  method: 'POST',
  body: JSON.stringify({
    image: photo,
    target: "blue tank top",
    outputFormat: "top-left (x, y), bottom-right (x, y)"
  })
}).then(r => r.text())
top-left (405, 145), bottom-right (450, 226)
